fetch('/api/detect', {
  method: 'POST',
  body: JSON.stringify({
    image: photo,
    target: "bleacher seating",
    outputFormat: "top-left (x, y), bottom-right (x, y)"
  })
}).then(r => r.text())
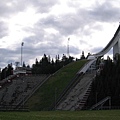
top-left (0, 74), bottom-right (50, 110)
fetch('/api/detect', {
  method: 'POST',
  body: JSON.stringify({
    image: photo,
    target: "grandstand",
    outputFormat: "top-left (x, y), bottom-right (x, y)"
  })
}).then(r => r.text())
top-left (0, 74), bottom-right (50, 110)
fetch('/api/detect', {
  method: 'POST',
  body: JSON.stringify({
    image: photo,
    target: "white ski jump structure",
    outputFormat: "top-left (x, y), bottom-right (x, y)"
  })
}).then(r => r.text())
top-left (94, 24), bottom-right (120, 58)
top-left (78, 24), bottom-right (120, 74)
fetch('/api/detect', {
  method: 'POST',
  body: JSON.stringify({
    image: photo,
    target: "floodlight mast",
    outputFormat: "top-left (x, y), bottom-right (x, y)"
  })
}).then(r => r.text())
top-left (21, 42), bottom-right (24, 67)
top-left (67, 38), bottom-right (70, 57)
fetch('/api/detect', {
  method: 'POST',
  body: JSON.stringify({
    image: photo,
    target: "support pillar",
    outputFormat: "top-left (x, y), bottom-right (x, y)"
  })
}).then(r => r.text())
top-left (113, 38), bottom-right (120, 58)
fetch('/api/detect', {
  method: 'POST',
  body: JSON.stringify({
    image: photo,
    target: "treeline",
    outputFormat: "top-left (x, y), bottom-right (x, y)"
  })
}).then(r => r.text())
top-left (32, 54), bottom-right (75, 74)
top-left (32, 51), bottom-right (88, 74)
top-left (86, 55), bottom-right (120, 107)
top-left (0, 64), bottom-right (13, 80)
top-left (0, 51), bottom-right (87, 79)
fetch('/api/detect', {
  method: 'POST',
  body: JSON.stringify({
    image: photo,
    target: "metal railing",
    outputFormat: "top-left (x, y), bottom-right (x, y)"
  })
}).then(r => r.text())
top-left (50, 72), bottom-right (84, 110)
top-left (90, 96), bottom-right (111, 110)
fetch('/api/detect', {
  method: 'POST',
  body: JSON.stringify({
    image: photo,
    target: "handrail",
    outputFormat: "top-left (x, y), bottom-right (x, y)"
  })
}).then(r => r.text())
top-left (51, 59), bottom-right (97, 110)
top-left (50, 72), bottom-right (84, 110)
top-left (77, 59), bottom-right (96, 74)
top-left (90, 96), bottom-right (111, 110)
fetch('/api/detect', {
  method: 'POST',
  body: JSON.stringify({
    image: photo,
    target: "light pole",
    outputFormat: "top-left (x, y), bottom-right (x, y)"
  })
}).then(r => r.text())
top-left (21, 42), bottom-right (24, 67)
top-left (67, 38), bottom-right (70, 57)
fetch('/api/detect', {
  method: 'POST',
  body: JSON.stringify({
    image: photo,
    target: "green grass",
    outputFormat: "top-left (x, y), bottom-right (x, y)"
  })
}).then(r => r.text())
top-left (0, 110), bottom-right (120, 120)
top-left (26, 60), bottom-right (87, 111)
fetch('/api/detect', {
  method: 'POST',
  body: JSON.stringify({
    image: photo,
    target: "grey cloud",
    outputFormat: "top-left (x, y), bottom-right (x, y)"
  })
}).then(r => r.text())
top-left (0, 0), bottom-right (59, 18)
top-left (79, 40), bottom-right (87, 45)
top-left (20, 42), bottom-right (66, 65)
top-left (0, 48), bottom-right (16, 56)
top-left (41, 7), bottom-right (106, 37)
top-left (91, 46), bottom-right (113, 55)
top-left (0, 21), bottom-right (8, 38)
top-left (69, 45), bottom-right (81, 55)
top-left (41, 14), bottom-right (81, 35)
top-left (23, 0), bottom-right (113, 42)
top-left (23, 34), bottom-right (66, 55)
top-left (0, 48), bottom-right (19, 68)
top-left (0, 46), bottom-right (38, 68)
top-left (91, 46), bottom-right (104, 54)
top-left (21, 0), bottom-right (119, 62)
top-left (31, 0), bottom-right (60, 13)
top-left (89, 1), bottom-right (120, 23)
top-left (57, 14), bottom-right (81, 35)
top-left (0, 0), bottom-right (26, 17)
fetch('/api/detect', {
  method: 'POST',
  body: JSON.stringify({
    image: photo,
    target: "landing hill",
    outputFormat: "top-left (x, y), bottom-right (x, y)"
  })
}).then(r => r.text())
top-left (26, 60), bottom-right (87, 111)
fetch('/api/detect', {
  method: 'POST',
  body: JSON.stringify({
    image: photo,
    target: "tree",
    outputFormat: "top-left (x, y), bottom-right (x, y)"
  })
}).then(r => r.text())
top-left (86, 52), bottom-right (91, 59)
top-left (80, 51), bottom-right (85, 59)
top-left (27, 64), bottom-right (30, 68)
top-left (86, 54), bottom-right (120, 108)
top-left (22, 62), bottom-right (26, 67)
top-left (35, 58), bottom-right (38, 65)
top-left (1, 64), bottom-right (13, 80)
top-left (7, 63), bottom-right (13, 76)
top-left (32, 54), bottom-right (75, 74)
top-left (15, 62), bottom-right (20, 67)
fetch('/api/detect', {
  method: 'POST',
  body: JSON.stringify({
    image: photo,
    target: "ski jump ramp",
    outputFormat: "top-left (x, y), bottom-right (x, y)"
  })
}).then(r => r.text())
top-left (78, 25), bottom-right (120, 74)
top-left (94, 25), bottom-right (120, 58)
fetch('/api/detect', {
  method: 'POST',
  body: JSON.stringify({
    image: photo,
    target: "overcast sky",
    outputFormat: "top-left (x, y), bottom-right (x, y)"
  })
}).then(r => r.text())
top-left (0, 0), bottom-right (120, 68)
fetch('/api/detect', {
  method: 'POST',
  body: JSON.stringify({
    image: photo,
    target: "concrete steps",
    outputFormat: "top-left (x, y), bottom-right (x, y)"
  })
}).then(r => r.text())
top-left (75, 81), bottom-right (92, 110)
top-left (56, 72), bottom-right (95, 111)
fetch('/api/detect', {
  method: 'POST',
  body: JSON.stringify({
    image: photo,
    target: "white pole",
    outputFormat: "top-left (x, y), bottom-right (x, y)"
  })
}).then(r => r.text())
top-left (21, 42), bottom-right (24, 67)
top-left (67, 38), bottom-right (70, 57)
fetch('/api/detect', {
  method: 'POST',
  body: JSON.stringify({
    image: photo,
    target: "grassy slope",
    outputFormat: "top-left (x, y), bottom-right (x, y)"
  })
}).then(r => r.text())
top-left (26, 60), bottom-right (87, 111)
top-left (0, 110), bottom-right (120, 120)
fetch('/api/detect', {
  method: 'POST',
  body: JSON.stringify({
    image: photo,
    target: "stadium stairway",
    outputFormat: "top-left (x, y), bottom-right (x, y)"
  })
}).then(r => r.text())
top-left (56, 60), bottom-right (96, 111)
top-left (75, 80), bottom-right (93, 110)
top-left (56, 71), bottom-right (95, 111)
